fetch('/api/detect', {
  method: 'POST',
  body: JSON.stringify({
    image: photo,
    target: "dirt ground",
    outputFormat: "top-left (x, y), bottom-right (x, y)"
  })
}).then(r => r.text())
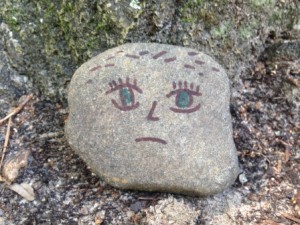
top-left (0, 1), bottom-right (300, 224)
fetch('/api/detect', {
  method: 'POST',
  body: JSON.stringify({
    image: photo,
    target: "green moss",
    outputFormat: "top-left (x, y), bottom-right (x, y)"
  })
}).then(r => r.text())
top-left (211, 21), bottom-right (231, 40)
top-left (238, 20), bottom-right (259, 41)
top-left (250, 0), bottom-right (276, 9)
top-left (198, 9), bottom-right (219, 29)
top-left (180, 0), bottom-right (204, 23)
top-left (179, 0), bottom-right (298, 46)
top-left (1, 0), bottom-right (141, 63)
top-left (0, 0), bottom-right (142, 99)
top-left (1, 4), bottom-right (22, 32)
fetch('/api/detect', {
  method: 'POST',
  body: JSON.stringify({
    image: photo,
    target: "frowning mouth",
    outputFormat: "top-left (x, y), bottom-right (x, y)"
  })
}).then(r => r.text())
top-left (135, 137), bottom-right (167, 145)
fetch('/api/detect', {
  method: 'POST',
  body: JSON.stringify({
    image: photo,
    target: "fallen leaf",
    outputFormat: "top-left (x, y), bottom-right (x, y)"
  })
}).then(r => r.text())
top-left (262, 220), bottom-right (280, 225)
top-left (8, 182), bottom-right (35, 201)
top-left (2, 149), bottom-right (30, 182)
top-left (95, 210), bottom-right (105, 225)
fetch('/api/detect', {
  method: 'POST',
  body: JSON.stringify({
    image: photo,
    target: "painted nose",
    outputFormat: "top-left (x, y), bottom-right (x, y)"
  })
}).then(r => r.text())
top-left (147, 101), bottom-right (159, 121)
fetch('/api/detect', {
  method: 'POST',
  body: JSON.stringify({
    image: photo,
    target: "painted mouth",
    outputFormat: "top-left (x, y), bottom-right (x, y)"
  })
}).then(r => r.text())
top-left (135, 137), bottom-right (167, 145)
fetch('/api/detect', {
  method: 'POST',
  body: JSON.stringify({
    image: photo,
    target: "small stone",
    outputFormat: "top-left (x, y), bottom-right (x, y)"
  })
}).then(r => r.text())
top-left (65, 43), bottom-right (239, 196)
top-left (238, 173), bottom-right (248, 184)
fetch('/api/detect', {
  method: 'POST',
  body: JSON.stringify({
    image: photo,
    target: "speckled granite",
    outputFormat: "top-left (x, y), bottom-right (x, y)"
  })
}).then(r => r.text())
top-left (65, 43), bottom-right (239, 196)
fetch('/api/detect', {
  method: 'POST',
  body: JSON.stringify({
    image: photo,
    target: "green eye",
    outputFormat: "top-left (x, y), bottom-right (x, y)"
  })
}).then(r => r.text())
top-left (176, 91), bottom-right (190, 108)
top-left (121, 88), bottom-right (133, 106)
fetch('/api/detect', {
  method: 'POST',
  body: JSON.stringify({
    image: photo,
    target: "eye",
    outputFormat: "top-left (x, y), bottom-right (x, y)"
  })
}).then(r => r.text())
top-left (176, 91), bottom-right (192, 108)
top-left (166, 81), bottom-right (202, 113)
top-left (106, 78), bottom-right (143, 111)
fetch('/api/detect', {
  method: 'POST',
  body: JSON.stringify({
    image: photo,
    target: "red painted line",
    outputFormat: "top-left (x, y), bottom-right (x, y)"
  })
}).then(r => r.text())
top-left (170, 104), bottom-right (201, 114)
top-left (139, 51), bottom-right (149, 55)
top-left (212, 67), bottom-right (220, 72)
top-left (125, 54), bottom-right (139, 59)
top-left (111, 99), bottom-right (139, 111)
top-left (184, 81), bottom-right (188, 88)
top-left (172, 81), bottom-right (176, 89)
top-left (188, 52), bottom-right (198, 56)
top-left (164, 57), bottom-right (176, 63)
top-left (195, 60), bottom-right (205, 65)
top-left (147, 101), bottom-right (159, 121)
top-left (184, 64), bottom-right (195, 70)
top-left (105, 82), bottom-right (143, 95)
top-left (166, 88), bottom-right (201, 98)
top-left (106, 56), bottom-right (115, 61)
top-left (135, 137), bottom-right (167, 145)
top-left (90, 66), bottom-right (101, 72)
top-left (178, 81), bottom-right (182, 88)
top-left (153, 51), bottom-right (167, 59)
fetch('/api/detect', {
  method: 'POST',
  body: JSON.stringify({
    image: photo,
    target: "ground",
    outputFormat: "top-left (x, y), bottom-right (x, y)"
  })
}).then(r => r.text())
top-left (0, 1), bottom-right (299, 224)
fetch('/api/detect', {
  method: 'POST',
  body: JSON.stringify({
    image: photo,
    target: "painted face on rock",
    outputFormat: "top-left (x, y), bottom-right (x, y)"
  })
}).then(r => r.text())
top-left (85, 46), bottom-right (225, 154)
top-left (66, 44), bottom-right (238, 196)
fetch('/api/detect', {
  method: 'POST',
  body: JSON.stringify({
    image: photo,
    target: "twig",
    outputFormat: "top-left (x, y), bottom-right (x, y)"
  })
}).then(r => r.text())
top-left (0, 94), bottom-right (33, 125)
top-left (262, 220), bottom-right (280, 225)
top-left (0, 117), bottom-right (12, 172)
top-left (281, 212), bottom-right (300, 224)
top-left (138, 197), bottom-right (156, 200)
top-left (277, 139), bottom-right (291, 147)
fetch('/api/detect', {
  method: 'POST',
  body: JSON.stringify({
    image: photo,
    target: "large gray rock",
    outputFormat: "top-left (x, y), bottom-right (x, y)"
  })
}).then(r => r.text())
top-left (65, 43), bottom-right (239, 196)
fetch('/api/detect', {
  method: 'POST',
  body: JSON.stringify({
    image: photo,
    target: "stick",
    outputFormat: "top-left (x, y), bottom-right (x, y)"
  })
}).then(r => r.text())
top-left (0, 94), bottom-right (33, 125)
top-left (0, 117), bottom-right (12, 171)
top-left (281, 212), bottom-right (300, 224)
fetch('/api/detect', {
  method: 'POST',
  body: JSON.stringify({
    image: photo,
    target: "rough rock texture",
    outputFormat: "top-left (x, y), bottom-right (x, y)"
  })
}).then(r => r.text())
top-left (65, 43), bottom-right (239, 196)
top-left (0, 23), bottom-right (31, 114)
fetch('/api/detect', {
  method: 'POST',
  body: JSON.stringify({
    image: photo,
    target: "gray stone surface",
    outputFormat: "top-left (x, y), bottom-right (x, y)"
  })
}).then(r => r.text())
top-left (65, 43), bottom-right (239, 196)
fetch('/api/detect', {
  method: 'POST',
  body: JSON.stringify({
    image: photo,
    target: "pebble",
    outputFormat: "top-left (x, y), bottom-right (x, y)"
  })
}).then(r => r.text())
top-left (65, 43), bottom-right (239, 196)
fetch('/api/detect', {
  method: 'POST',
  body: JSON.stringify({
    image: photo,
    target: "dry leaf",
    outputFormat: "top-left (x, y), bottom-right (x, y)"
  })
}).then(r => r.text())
top-left (2, 149), bottom-right (30, 182)
top-left (8, 182), bottom-right (35, 201)
top-left (261, 220), bottom-right (280, 225)
top-left (0, 217), bottom-right (5, 225)
top-left (95, 210), bottom-right (106, 225)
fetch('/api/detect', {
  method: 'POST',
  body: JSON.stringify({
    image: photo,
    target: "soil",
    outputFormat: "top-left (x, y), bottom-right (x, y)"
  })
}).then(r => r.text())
top-left (0, 1), bottom-right (299, 224)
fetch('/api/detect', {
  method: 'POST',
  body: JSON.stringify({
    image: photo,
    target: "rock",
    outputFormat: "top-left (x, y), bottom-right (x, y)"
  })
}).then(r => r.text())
top-left (65, 43), bottom-right (239, 196)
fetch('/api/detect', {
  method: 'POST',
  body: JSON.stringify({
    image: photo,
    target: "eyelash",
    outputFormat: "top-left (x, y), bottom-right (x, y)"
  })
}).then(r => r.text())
top-left (105, 77), bottom-right (142, 95)
top-left (166, 81), bottom-right (201, 98)
top-left (166, 81), bottom-right (202, 113)
top-left (105, 78), bottom-right (142, 111)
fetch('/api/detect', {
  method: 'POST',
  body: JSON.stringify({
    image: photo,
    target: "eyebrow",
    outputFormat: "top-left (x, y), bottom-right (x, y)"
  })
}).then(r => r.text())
top-left (164, 57), bottom-right (177, 63)
top-left (195, 60), bottom-right (205, 65)
top-left (89, 66), bottom-right (101, 72)
top-left (125, 54), bottom-right (140, 59)
top-left (184, 64), bottom-right (195, 70)
top-left (139, 51), bottom-right (149, 55)
top-left (188, 52), bottom-right (198, 56)
top-left (153, 51), bottom-right (167, 59)
top-left (105, 64), bottom-right (115, 67)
